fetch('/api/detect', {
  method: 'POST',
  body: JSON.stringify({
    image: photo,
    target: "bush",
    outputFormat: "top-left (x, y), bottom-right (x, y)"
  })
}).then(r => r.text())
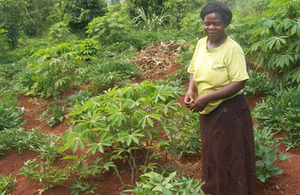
top-left (63, 0), bottom-right (107, 32)
top-left (164, 0), bottom-right (205, 29)
top-left (86, 12), bottom-right (133, 45)
top-left (244, 69), bottom-right (270, 96)
top-left (133, 7), bottom-right (170, 31)
top-left (248, 0), bottom-right (300, 87)
top-left (124, 171), bottom-right (205, 194)
top-left (253, 87), bottom-right (300, 150)
top-left (254, 125), bottom-right (292, 182)
top-left (16, 39), bottom-right (101, 97)
top-left (60, 81), bottom-right (189, 181)
top-left (179, 9), bottom-right (203, 36)
top-left (48, 22), bottom-right (72, 42)
top-left (0, 95), bottom-right (24, 130)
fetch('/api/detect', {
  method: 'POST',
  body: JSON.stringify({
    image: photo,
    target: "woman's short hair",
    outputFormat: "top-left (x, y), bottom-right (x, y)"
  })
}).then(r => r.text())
top-left (200, 1), bottom-right (232, 27)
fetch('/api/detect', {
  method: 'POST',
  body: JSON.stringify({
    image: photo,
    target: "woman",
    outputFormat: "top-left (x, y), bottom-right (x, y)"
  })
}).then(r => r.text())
top-left (184, 1), bottom-right (255, 195)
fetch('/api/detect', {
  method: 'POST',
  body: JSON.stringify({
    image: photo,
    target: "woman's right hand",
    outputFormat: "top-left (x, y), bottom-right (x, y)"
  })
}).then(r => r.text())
top-left (184, 90), bottom-right (195, 108)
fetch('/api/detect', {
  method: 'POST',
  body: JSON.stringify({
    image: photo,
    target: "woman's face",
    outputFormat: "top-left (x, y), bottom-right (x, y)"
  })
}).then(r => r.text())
top-left (203, 13), bottom-right (226, 42)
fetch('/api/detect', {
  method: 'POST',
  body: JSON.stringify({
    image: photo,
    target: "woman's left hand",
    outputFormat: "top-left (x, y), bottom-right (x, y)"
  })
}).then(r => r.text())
top-left (191, 94), bottom-right (210, 112)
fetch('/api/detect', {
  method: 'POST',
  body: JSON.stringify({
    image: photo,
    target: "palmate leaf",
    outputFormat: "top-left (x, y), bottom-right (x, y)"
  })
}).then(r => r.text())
top-left (262, 36), bottom-right (288, 51)
top-left (290, 67), bottom-right (300, 83)
top-left (118, 130), bottom-right (144, 146)
top-left (87, 132), bottom-right (113, 154)
top-left (274, 54), bottom-right (294, 68)
top-left (109, 112), bottom-right (127, 127)
top-left (153, 101), bottom-right (180, 115)
top-left (138, 113), bottom-right (162, 129)
top-left (59, 132), bottom-right (87, 153)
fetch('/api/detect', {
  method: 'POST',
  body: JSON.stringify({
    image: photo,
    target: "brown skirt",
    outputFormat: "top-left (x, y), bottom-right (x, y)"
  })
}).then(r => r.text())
top-left (199, 94), bottom-right (255, 195)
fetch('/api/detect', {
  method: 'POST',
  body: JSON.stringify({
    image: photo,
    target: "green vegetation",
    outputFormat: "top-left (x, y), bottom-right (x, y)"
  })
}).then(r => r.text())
top-left (123, 171), bottom-right (205, 194)
top-left (0, 0), bottom-right (299, 193)
top-left (0, 96), bottom-right (24, 130)
top-left (0, 173), bottom-right (16, 194)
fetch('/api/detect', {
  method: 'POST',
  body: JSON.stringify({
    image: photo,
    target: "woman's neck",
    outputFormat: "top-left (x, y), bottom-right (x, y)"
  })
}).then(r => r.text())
top-left (207, 34), bottom-right (227, 50)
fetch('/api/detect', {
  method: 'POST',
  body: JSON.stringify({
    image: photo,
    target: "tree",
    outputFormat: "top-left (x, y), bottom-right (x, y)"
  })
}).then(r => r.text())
top-left (23, 0), bottom-right (61, 37)
top-left (0, 0), bottom-right (25, 49)
top-left (163, 0), bottom-right (205, 28)
top-left (63, 0), bottom-right (107, 32)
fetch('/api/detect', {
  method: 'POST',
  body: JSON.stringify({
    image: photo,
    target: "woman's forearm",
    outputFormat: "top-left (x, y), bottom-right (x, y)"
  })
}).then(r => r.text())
top-left (205, 80), bottom-right (246, 102)
top-left (187, 74), bottom-right (197, 93)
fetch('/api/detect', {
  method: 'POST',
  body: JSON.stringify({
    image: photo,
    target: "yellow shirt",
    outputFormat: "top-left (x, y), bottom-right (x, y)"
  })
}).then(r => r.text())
top-left (187, 36), bottom-right (249, 114)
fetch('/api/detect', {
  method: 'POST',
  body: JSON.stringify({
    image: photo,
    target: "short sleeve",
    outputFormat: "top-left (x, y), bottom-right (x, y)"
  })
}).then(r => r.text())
top-left (187, 40), bottom-right (202, 74)
top-left (226, 45), bottom-right (249, 82)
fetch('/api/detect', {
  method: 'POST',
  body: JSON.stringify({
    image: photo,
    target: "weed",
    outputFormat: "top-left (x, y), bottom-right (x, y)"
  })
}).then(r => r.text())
top-left (0, 174), bottom-right (16, 194)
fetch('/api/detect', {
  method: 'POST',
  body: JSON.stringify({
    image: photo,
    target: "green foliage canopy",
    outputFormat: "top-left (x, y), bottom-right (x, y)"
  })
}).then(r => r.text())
top-left (248, 0), bottom-right (300, 86)
top-left (63, 0), bottom-right (107, 32)
top-left (0, 0), bottom-right (26, 49)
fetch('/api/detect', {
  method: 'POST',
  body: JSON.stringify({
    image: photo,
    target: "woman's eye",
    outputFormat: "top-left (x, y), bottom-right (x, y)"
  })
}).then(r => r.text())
top-left (204, 23), bottom-right (221, 26)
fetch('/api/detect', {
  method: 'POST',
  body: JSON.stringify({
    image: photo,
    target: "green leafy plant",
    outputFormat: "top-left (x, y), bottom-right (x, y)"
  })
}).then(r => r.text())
top-left (67, 90), bottom-right (92, 105)
top-left (253, 87), bottom-right (300, 150)
top-left (0, 95), bottom-right (24, 130)
top-left (21, 43), bottom-right (78, 97)
top-left (254, 125), bottom-right (292, 182)
top-left (248, 0), bottom-right (300, 87)
top-left (163, 0), bottom-right (204, 29)
top-left (48, 22), bottom-right (72, 42)
top-left (41, 103), bottom-right (65, 127)
top-left (69, 177), bottom-right (97, 195)
top-left (18, 39), bottom-right (101, 97)
top-left (0, 127), bottom-right (59, 156)
top-left (0, 28), bottom-right (9, 56)
top-left (0, 173), bottom-right (16, 194)
top-left (170, 112), bottom-right (201, 158)
top-left (86, 12), bottom-right (133, 45)
top-left (244, 69), bottom-right (270, 96)
top-left (60, 81), bottom-right (189, 182)
top-left (123, 171), bottom-right (205, 195)
top-left (63, 0), bottom-right (107, 32)
top-left (179, 9), bottom-right (203, 36)
top-left (133, 7), bottom-right (169, 31)
top-left (73, 38), bottom-right (101, 61)
top-left (87, 72), bottom-right (122, 95)
top-left (84, 60), bottom-right (140, 94)
top-left (19, 158), bottom-right (71, 193)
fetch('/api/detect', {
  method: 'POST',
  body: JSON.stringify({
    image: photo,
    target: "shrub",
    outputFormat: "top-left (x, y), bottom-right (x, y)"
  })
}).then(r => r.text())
top-left (17, 39), bottom-right (101, 97)
top-left (254, 125), bottom-right (292, 182)
top-left (253, 87), bottom-right (300, 150)
top-left (0, 95), bottom-right (24, 130)
top-left (133, 7), bottom-right (169, 31)
top-left (60, 81), bottom-right (190, 182)
top-left (123, 171), bottom-right (205, 195)
top-left (244, 69), bottom-right (270, 96)
top-left (48, 22), bottom-right (72, 42)
top-left (86, 12), bottom-right (133, 45)
top-left (163, 0), bottom-right (205, 29)
top-left (248, 0), bottom-right (300, 87)
top-left (63, 0), bottom-right (107, 32)
top-left (41, 103), bottom-right (66, 127)
top-left (0, 127), bottom-right (59, 156)
top-left (179, 10), bottom-right (203, 36)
